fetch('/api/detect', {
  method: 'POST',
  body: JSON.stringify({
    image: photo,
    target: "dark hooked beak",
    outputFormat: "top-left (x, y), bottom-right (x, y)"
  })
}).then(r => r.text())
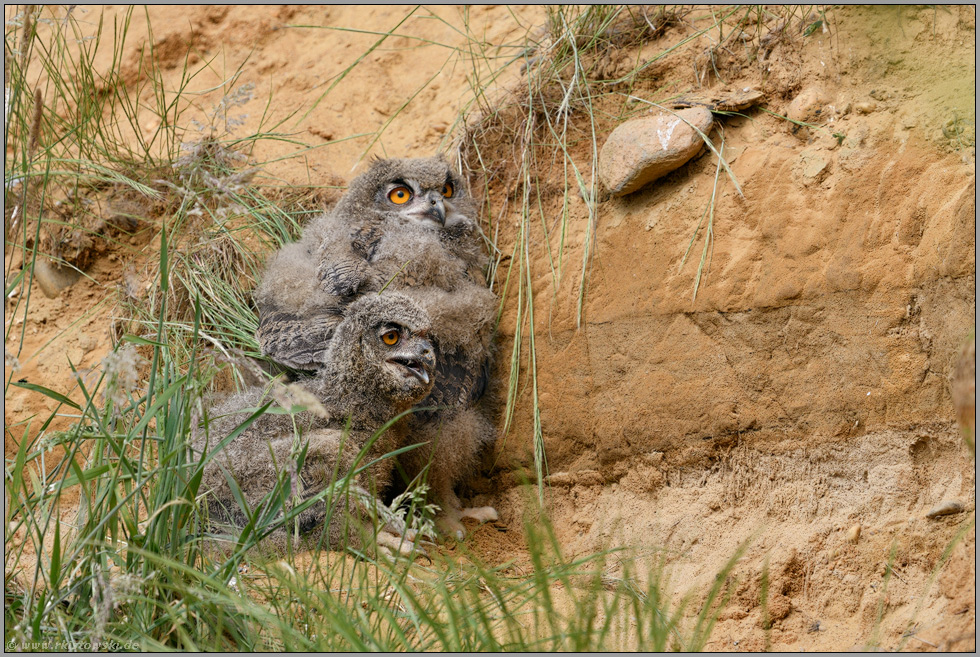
top-left (416, 192), bottom-right (445, 226)
top-left (389, 338), bottom-right (436, 385)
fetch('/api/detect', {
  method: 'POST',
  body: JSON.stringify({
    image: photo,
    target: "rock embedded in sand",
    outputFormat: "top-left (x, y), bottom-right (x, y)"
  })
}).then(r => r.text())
top-left (786, 87), bottom-right (829, 138)
top-left (34, 257), bottom-right (82, 298)
top-left (598, 107), bottom-right (713, 197)
top-left (854, 101), bottom-right (876, 114)
top-left (797, 147), bottom-right (832, 186)
top-left (926, 500), bottom-right (965, 519)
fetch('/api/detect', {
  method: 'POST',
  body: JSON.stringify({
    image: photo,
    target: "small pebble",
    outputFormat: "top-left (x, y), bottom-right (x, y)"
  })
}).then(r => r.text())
top-left (846, 524), bottom-right (861, 543)
top-left (926, 500), bottom-right (964, 519)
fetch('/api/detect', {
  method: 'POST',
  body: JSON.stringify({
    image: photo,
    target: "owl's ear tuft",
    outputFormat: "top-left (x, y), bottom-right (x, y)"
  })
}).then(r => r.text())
top-left (367, 154), bottom-right (395, 172)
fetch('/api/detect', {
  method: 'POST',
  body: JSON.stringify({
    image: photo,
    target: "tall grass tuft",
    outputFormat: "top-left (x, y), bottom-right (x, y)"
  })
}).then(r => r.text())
top-left (120, 136), bottom-right (318, 372)
top-left (6, 5), bottom-right (180, 362)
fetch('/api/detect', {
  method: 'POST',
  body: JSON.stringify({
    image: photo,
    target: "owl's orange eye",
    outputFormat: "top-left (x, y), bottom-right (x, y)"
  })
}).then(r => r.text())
top-left (388, 187), bottom-right (412, 205)
top-left (442, 182), bottom-right (454, 198)
top-left (381, 330), bottom-right (400, 346)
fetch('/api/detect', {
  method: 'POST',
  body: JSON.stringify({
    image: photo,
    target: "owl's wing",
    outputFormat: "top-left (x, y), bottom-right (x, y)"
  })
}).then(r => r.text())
top-left (256, 308), bottom-right (343, 370)
top-left (317, 259), bottom-right (371, 297)
top-left (255, 242), bottom-right (377, 369)
top-left (315, 224), bottom-right (383, 297)
top-left (419, 346), bottom-right (490, 415)
top-left (350, 224), bottom-right (383, 260)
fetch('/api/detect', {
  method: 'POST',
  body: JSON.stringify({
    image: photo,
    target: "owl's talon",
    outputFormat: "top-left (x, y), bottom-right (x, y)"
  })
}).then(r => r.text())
top-left (435, 515), bottom-right (463, 539)
top-left (383, 516), bottom-right (408, 536)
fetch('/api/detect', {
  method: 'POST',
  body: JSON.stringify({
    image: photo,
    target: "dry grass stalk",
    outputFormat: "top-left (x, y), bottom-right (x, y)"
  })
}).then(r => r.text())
top-left (28, 86), bottom-right (42, 157)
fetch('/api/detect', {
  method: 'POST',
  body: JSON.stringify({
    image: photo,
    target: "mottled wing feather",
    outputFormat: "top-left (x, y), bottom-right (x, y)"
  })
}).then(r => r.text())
top-left (256, 309), bottom-right (343, 369)
top-left (316, 226), bottom-right (383, 296)
top-left (350, 225), bottom-right (383, 260)
top-left (317, 259), bottom-right (371, 297)
top-left (414, 347), bottom-right (489, 419)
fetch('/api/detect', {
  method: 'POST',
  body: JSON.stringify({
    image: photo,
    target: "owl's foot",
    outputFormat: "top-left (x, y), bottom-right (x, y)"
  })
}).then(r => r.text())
top-left (460, 506), bottom-right (498, 524)
top-left (435, 513), bottom-right (465, 542)
top-left (382, 514), bottom-right (436, 545)
top-left (435, 505), bottom-right (499, 541)
top-left (372, 508), bottom-right (432, 558)
top-left (376, 529), bottom-right (427, 559)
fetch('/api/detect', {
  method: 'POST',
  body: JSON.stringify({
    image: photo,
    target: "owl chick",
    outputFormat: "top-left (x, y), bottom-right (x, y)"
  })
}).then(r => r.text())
top-left (254, 156), bottom-right (498, 539)
top-left (197, 292), bottom-right (436, 555)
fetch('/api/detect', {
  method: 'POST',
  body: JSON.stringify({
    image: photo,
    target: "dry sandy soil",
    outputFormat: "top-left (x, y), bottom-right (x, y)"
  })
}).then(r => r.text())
top-left (5, 5), bottom-right (976, 651)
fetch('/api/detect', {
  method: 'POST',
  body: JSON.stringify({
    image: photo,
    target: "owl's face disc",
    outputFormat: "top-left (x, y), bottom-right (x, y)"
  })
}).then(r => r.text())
top-left (352, 157), bottom-right (474, 231)
top-left (342, 293), bottom-right (436, 406)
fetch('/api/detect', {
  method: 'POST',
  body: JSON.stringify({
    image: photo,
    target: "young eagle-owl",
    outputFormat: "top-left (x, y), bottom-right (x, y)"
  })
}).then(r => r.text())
top-left (198, 293), bottom-right (435, 555)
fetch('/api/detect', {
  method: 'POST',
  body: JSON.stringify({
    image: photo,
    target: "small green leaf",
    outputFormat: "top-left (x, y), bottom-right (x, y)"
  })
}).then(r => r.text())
top-left (61, 464), bottom-right (112, 488)
top-left (10, 381), bottom-right (81, 411)
top-left (49, 520), bottom-right (62, 584)
top-left (121, 334), bottom-right (167, 347)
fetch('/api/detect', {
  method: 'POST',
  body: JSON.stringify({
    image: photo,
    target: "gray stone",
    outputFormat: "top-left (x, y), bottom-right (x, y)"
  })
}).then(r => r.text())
top-left (34, 257), bottom-right (81, 298)
top-left (796, 147), bottom-right (832, 186)
top-left (598, 107), bottom-right (713, 197)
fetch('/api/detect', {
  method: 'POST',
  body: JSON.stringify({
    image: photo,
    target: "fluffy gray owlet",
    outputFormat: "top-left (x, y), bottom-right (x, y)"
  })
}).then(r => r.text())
top-left (254, 156), bottom-right (498, 538)
top-left (198, 292), bottom-right (435, 556)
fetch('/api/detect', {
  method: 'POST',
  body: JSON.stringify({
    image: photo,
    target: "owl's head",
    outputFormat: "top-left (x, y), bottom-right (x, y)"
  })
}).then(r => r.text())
top-left (324, 292), bottom-right (436, 409)
top-left (339, 156), bottom-right (476, 231)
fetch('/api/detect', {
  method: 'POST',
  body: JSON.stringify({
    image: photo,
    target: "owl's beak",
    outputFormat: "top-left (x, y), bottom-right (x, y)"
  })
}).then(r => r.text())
top-left (389, 338), bottom-right (436, 386)
top-left (411, 363), bottom-right (431, 385)
top-left (415, 192), bottom-right (445, 226)
top-left (412, 338), bottom-right (436, 385)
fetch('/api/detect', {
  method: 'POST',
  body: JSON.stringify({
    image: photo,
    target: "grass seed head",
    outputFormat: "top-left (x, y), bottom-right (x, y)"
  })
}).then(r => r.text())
top-left (102, 343), bottom-right (144, 410)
